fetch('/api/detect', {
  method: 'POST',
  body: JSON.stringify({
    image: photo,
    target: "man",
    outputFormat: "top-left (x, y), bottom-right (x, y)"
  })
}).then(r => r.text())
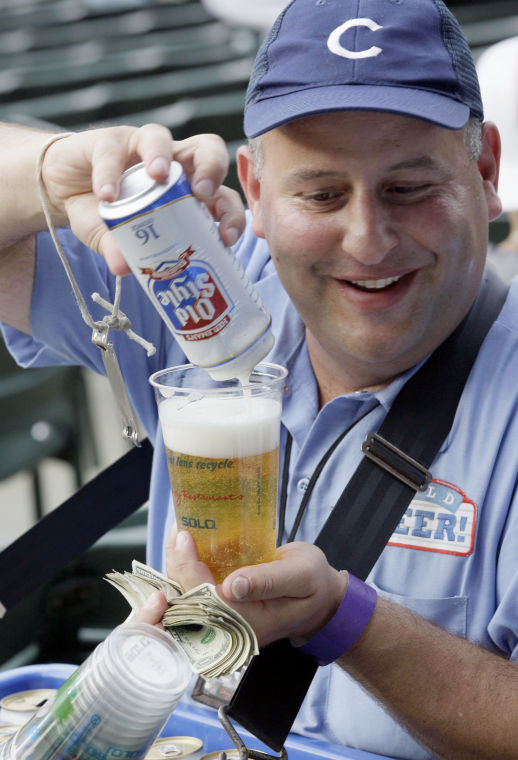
top-left (1, 0), bottom-right (517, 757)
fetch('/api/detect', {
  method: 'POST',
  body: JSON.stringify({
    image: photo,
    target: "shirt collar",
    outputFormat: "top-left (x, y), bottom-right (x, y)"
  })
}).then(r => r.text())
top-left (264, 293), bottom-right (430, 426)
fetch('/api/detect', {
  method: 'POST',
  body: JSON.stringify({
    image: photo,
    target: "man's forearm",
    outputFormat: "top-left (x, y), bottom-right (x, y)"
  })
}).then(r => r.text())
top-left (0, 123), bottom-right (59, 249)
top-left (341, 596), bottom-right (518, 759)
top-left (0, 124), bottom-right (57, 334)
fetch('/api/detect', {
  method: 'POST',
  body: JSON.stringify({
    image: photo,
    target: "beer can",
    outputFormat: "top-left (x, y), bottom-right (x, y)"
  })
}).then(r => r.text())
top-left (0, 689), bottom-right (56, 725)
top-left (99, 162), bottom-right (274, 381)
top-left (145, 735), bottom-right (204, 758)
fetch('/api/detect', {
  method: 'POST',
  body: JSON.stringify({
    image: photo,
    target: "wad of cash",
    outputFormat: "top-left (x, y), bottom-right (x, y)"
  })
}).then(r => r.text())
top-left (105, 560), bottom-right (258, 679)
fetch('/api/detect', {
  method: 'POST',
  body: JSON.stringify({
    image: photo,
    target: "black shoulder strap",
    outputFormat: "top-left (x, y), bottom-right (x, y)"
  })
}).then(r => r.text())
top-left (227, 267), bottom-right (509, 751)
top-left (0, 438), bottom-right (153, 617)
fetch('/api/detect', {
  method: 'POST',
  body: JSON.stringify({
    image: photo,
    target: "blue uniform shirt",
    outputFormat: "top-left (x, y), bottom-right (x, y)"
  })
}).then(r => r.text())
top-left (3, 219), bottom-right (518, 759)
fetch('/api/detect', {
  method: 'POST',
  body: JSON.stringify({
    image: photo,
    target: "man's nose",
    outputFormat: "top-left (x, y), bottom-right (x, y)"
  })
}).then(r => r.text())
top-left (340, 190), bottom-right (398, 265)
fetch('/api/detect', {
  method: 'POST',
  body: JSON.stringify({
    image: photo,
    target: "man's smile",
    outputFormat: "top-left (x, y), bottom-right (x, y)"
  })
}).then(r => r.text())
top-left (347, 274), bottom-right (403, 292)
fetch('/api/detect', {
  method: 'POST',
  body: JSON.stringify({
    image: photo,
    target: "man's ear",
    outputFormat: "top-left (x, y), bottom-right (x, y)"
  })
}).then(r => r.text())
top-left (478, 121), bottom-right (503, 222)
top-left (237, 145), bottom-right (266, 238)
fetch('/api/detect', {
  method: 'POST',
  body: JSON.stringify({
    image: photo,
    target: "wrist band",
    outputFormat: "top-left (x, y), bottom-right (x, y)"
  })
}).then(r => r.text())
top-left (297, 574), bottom-right (377, 666)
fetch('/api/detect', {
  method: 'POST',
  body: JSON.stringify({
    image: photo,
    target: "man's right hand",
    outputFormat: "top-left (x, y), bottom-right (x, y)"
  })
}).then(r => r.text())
top-left (39, 123), bottom-right (246, 273)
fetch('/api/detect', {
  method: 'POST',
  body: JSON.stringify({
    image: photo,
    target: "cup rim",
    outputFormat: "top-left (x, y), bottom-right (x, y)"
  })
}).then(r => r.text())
top-left (149, 362), bottom-right (288, 394)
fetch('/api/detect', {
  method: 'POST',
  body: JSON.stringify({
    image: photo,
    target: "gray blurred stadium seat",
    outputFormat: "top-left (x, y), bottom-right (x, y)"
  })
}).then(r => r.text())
top-left (0, 0), bottom-right (260, 193)
top-left (0, 337), bottom-right (98, 522)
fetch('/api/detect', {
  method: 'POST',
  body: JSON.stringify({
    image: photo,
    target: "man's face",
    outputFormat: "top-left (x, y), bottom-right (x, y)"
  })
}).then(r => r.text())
top-left (239, 112), bottom-right (501, 391)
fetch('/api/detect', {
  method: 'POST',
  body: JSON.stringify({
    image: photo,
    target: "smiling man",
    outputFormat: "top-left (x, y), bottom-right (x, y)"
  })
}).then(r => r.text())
top-left (237, 110), bottom-right (500, 400)
top-left (1, 0), bottom-right (518, 758)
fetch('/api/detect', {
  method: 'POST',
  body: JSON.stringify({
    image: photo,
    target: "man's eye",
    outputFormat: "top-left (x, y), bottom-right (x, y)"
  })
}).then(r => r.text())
top-left (306, 191), bottom-right (342, 203)
top-left (390, 184), bottom-right (431, 195)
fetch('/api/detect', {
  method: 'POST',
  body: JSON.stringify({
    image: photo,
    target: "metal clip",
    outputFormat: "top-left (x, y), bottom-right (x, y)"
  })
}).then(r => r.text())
top-left (361, 433), bottom-right (431, 492)
top-left (218, 706), bottom-right (288, 760)
top-left (92, 325), bottom-right (143, 446)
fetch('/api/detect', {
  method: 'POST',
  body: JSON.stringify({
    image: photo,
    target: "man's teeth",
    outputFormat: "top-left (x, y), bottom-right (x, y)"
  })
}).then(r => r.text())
top-left (349, 275), bottom-right (402, 290)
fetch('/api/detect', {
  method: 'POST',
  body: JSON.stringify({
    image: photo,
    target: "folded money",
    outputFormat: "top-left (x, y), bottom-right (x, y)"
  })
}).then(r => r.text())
top-left (105, 560), bottom-right (258, 679)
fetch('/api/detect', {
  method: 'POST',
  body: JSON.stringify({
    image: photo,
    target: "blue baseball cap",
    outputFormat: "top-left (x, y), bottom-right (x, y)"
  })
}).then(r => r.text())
top-left (244, 0), bottom-right (483, 138)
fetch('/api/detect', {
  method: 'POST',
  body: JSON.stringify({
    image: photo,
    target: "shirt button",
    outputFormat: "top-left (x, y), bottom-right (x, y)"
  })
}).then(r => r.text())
top-left (297, 477), bottom-right (310, 492)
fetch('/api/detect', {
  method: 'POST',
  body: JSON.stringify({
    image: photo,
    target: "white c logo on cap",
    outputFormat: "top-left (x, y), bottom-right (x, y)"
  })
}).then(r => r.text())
top-left (327, 18), bottom-right (383, 59)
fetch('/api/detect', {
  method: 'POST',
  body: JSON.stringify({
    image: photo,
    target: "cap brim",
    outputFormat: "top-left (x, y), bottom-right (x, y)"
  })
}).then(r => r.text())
top-left (244, 84), bottom-right (470, 137)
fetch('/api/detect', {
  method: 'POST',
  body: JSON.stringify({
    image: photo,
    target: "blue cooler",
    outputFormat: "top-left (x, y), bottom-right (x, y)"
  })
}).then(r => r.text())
top-left (0, 664), bottom-right (395, 759)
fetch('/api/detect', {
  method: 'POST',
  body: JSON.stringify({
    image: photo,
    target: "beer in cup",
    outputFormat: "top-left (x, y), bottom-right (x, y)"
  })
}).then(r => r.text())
top-left (150, 363), bottom-right (287, 583)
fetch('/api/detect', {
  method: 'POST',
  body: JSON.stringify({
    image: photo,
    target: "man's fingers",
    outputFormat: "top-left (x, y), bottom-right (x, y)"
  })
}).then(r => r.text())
top-left (64, 193), bottom-right (131, 274)
top-left (134, 590), bottom-right (168, 627)
top-left (221, 543), bottom-right (329, 602)
top-left (129, 122), bottom-right (175, 182)
top-left (206, 185), bottom-right (246, 247)
top-left (90, 131), bottom-right (136, 201)
top-left (217, 543), bottom-right (347, 643)
top-left (101, 234), bottom-right (132, 275)
top-left (165, 529), bottom-right (215, 590)
top-left (173, 133), bottom-right (231, 200)
top-left (91, 123), bottom-right (174, 198)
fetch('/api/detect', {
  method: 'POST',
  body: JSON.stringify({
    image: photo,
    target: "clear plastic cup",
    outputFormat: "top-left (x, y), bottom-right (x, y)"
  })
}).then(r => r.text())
top-left (0, 622), bottom-right (192, 759)
top-left (150, 362), bottom-right (288, 583)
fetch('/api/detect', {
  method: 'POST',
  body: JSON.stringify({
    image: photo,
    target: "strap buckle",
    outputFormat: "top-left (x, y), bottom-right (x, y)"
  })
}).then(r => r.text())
top-left (361, 433), bottom-right (431, 493)
top-left (92, 325), bottom-right (143, 446)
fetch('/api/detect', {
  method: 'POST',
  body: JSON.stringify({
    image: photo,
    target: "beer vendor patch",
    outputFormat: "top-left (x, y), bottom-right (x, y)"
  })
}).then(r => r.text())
top-left (144, 251), bottom-right (233, 341)
top-left (388, 479), bottom-right (476, 556)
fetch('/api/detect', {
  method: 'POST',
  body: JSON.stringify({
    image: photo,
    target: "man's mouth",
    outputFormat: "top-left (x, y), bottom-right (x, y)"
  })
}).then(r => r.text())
top-left (347, 275), bottom-right (403, 292)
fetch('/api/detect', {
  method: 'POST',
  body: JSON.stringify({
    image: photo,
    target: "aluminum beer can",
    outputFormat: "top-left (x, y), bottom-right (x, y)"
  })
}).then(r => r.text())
top-left (0, 689), bottom-right (56, 725)
top-left (145, 735), bottom-right (204, 758)
top-left (99, 162), bottom-right (274, 380)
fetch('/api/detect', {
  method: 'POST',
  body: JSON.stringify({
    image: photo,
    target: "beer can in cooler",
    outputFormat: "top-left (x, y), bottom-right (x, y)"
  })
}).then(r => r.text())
top-left (99, 162), bottom-right (274, 381)
top-left (145, 735), bottom-right (204, 758)
top-left (0, 689), bottom-right (56, 725)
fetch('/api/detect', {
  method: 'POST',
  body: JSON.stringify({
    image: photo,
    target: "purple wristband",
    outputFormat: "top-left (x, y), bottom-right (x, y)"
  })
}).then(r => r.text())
top-left (297, 574), bottom-right (377, 666)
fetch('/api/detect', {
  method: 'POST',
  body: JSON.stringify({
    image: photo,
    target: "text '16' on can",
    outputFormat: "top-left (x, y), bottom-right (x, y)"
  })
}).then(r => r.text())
top-left (99, 162), bottom-right (274, 381)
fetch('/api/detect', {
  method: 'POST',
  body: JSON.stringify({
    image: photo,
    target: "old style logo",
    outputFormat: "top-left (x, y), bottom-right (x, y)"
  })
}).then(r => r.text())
top-left (389, 479), bottom-right (476, 556)
top-left (145, 251), bottom-right (232, 341)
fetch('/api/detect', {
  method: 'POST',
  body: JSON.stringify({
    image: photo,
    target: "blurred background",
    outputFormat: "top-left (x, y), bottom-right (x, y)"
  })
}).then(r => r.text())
top-left (0, 0), bottom-right (516, 668)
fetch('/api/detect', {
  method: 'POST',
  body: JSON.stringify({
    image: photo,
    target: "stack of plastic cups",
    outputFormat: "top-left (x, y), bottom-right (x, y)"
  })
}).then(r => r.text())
top-left (0, 622), bottom-right (192, 759)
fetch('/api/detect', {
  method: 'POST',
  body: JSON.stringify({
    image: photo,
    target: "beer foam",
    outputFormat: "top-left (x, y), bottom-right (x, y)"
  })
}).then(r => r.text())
top-left (159, 395), bottom-right (281, 458)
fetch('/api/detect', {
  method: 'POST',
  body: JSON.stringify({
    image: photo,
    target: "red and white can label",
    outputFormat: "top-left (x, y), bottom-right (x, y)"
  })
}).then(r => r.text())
top-left (144, 252), bottom-right (232, 341)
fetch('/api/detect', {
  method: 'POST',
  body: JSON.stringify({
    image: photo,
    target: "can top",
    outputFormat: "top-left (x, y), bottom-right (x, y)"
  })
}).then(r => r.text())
top-left (99, 161), bottom-right (185, 220)
top-left (145, 735), bottom-right (204, 758)
top-left (0, 689), bottom-right (56, 713)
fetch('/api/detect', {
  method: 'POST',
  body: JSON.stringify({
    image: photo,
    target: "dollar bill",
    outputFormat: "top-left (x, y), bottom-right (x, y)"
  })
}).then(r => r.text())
top-left (105, 560), bottom-right (258, 679)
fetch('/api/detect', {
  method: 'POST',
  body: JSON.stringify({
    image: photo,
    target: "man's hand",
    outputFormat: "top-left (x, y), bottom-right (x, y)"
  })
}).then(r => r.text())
top-left (134, 589), bottom-right (169, 628)
top-left (40, 124), bottom-right (246, 273)
top-left (165, 527), bottom-right (347, 647)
